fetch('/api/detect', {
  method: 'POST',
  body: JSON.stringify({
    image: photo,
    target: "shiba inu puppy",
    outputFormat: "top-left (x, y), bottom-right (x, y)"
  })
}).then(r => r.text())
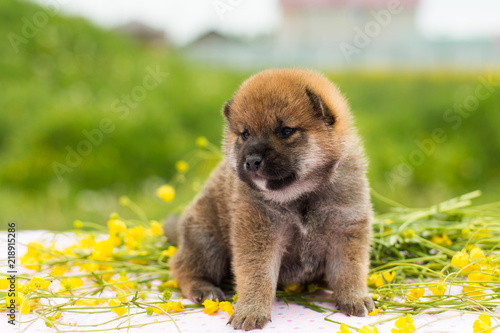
top-left (168, 69), bottom-right (374, 330)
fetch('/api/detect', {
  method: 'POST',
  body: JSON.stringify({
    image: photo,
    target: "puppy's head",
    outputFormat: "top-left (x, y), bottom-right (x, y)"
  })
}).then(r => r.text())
top-left (223, 69), bottom-right (352, 202)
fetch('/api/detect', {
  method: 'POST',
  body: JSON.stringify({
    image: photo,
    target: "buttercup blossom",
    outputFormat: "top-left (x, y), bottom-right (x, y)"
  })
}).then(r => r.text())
top-left (338, 323), bottom-right (351, 333)
top-left (153, 300), bottom-right (184, 314)
top-left (150, 220), bottom-right (163, 235)
top-left (219, 301), bottom-right (234, 316)
top-left (0, 277), bottom-right (8, 289)
top-left (196, 136), bottom-right (208, 148)
top-left (429, 280), bottom-right (446, 295)
top-left (108, 219), bottom-right (127, 234)
top-left (470, 247), bottom-right (486, 260)
top-left (368, 273), bottom-right (384, 288)
top-left (156, 185), bottom-right (176, 202)
top-left (359, 324), bottom-right (379, 333)
top-left (451, 251), bottom-right (469, 268)
top-left (431, 233), bottom-right (452, 246)
top-left (407, 288), bottom-right (425, 302)
top-left (473, 314), bottom-right (492, 333)
top-left (108, 299), bottom-right (127, 316)
top-left (202, 299), bottom-right (219, 315)
top-left (468, 272), bottom-right (492, 284)
top-left (391, 314), bottom-right (415, 333)
top-left (90, 239), bottom-right (115, 261)
top-left (60, 277), bottom-right (84, 291)
top-left (463, 283), bottom-right (485, 300)
top-left (175, 160), bottom-right (189, 173)
top-left (27, 276), bottom-right (50, 290)
top-left (162, 280), bottom-right (179, 289)
top-left (162, 246), bottom-right (177, 257)
top-left (20, 299), bottom-right (31, 315)
top-left (383, 271), bottom-right (396, 283)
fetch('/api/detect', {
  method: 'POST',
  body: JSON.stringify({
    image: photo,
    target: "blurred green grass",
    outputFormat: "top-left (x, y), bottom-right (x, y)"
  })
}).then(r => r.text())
top-left (1, 1), bottom-right (499, 230)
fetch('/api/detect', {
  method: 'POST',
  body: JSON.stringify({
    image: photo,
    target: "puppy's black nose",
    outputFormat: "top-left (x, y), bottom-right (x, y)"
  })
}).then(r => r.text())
top-left (245, 155), bottom-right (262, 172)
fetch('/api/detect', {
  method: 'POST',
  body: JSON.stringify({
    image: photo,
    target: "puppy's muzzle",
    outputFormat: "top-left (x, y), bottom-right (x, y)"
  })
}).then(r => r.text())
top-left (245, 155), bottom-right (262, 173)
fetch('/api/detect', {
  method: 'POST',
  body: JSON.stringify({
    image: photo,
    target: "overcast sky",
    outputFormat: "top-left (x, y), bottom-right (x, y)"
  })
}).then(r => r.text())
top-left (33, 0), bottom-right (500, 44)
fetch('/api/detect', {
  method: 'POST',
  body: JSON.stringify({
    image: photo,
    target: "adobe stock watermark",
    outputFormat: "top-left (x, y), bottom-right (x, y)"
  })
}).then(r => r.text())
top-left (385, 75), bottom-right (500, 191)
top-left (213, 0), bottom-right (246, 20)
top-left (52, 65), bottom-right (168, 181)
top-left (7, 0), bottom-right (70, 53)
top-left (339, 0), bottom-right (403, 63)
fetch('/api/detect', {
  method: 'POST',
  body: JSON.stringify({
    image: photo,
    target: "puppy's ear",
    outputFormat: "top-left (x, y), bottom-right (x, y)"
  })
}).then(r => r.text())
top-left (306, 88), bottom-right (335, 126)
top-left (222, 99), bottom-right (233, 119)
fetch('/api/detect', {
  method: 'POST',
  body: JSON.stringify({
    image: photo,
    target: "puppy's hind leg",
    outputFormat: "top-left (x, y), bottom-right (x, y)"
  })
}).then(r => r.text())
top-left (169, 219), bottom-right (229, 303)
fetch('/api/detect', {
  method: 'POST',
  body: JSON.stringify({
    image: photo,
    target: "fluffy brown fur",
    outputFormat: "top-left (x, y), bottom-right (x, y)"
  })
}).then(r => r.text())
top-left (167, 69), bottom-right (374, 330)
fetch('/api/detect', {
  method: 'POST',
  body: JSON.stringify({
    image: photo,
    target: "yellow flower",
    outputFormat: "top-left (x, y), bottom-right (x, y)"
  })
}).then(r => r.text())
top-left (470, 247), bottom-right (485, 260)
top-left (108, 219), bottom-right (127, 234)
top-left (284, 283), bottom-right (304, 293)
top-left (175, 160), bottom-right (189, 173)
top-left (202, 299), bottom-right (219, 315)
top-left (90, 238), bottom-right (115, 261)
top-left (463, 283), bottom-right (485, 300)
top-left (153, 300), bottom-right (184, 314)
top-left (468, 272), bottom-right (492, 284)
top-left (111, 275), bottom-right (136, 292)
top-left (162, 246), bottom-right (177, 257)
top-left (451, 251), bottom-right (471, 272)
top-left (383, 271), bottom-right (396, 283)
top-left (196, 136), bottom-right (208, 148)
top-left (124, 226), bottom-right (145, 250)
top-left (431, 233), bottom-right (452, 246)
top-left (20, 299), bottom-right (31, 315)
top-left (473, 229), bottom-right (491, 239)
top-left (80, 263), bottom-right (100, 273)
top-left (0, 277), bottom-right (9, 289)
top-left (473, 314), bottom-right (492, 333)
top-left (20, 242), bottom-right (45, 271)
top-left (368, 273), bottom-right (384, 288)
top-left (338, 323), bottom-right (351, 333)
top-left (163, 280), bottom-right (179, 289)
top-left (156, 185), bottom-right (175, 202)
top-left (128, 226), bottom-right (145, 240)
top-left (60, 277), bottom-right (84, 291)
top-left (153, 302), bottom-right (169, 314)
top-left (108, 299), bottom-right (127, 316)
top-left (407, 288), bottom-right (425, 302)
top-left (429, 280), bottom-right (446, 295)
top-left (150, 220), bottom-right (163, 236)
top-left (391, 314), bottom-right (415, 333)
top-left (168, 300), bottom-right (184, 312)
top-left (219, 301), bottom-right (234, 316)
top-left (368, 308), bottom-right (381, 316)
top-left (403, 230), bottom-right (415, 239)
top-left (79, 235), bottom-right (95, 248)
top-left (359, 324), bottom-right (379, 333)
top-left (384, 219), bottom-right (393, 225)
top-left (27, 276), bottom-right (50, 290)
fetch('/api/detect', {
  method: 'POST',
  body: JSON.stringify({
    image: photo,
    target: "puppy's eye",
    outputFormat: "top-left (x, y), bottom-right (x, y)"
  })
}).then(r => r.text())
top-left (277, 127), bottom-right (295, 139)
top-left (241, 132), bottom-right (250, 141)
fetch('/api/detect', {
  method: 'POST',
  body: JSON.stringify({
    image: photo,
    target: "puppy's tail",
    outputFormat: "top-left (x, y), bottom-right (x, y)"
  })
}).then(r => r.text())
top-left (163, 216), bottom-right (180, 246)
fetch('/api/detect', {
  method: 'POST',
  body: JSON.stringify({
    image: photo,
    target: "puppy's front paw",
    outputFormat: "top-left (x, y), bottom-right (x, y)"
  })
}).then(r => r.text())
top-left (336, 295), bottom-right (374, 317)
top-left (228, 306), bottom-right (271, 331)
top-left (191, 285), bottom-right (225, 304)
